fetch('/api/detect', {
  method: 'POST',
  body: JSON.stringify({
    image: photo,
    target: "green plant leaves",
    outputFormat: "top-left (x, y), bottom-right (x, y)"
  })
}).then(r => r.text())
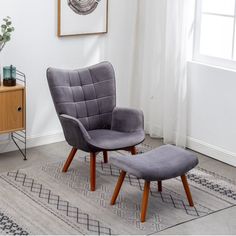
top-left (0, 16), bottom-right (14, 52)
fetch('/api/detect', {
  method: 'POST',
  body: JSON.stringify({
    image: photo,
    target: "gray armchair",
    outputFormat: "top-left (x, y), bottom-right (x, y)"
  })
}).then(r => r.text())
top-left (47, 61), bottom-right (145, 191)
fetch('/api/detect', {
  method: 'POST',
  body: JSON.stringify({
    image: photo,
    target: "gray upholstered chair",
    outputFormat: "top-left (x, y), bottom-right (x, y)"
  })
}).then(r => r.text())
top-left (47, 61), bottom-right (145, 191)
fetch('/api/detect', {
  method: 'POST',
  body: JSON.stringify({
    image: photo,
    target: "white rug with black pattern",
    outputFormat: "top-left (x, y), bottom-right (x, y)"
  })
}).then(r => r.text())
top-left (0, 145), bottom-right (236, 235)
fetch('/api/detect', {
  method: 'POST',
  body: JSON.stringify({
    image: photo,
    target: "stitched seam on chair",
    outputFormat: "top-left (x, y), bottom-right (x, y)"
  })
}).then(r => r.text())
top-left (87, 69), bottom-right (100, 130)
top-left (58, 111), bottom-right (112, 117)
top-left (77, 71), bottom-right (87, 121)
top-left (50, 79), bottom-right (113, 89)
top-left (55, 95), bottom-right (115, 105)
top-left (85, 69), bottom-right (98, 130)
top-left (82, 79), bottom-right (113, 86)
top-left (51, 83), bottom-right (114, 100)
top-left (88, 68), bottom-right (100, 114)
top-left (76, 111), bottom-right (112, 119)
top-left (68, 72), bottom-right (79, 119)
top-left (78, 71), bottom-right (89, 129)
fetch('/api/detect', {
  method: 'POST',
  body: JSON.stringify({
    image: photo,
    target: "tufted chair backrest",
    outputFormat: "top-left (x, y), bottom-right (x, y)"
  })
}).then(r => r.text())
top-left (47, 61), bottom-right (116, 131)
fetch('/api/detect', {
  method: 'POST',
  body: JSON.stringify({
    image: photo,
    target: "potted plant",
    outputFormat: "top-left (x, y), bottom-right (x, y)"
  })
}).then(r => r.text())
top-left (0, 17), bottom-right (15, 84)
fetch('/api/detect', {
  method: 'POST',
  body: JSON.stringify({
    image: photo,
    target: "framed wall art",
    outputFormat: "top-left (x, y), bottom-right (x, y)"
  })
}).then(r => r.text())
top-left (58, 0), bottom-right (108, 37)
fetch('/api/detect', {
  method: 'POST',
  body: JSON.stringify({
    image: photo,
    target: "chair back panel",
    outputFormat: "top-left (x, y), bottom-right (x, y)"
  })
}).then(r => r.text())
top-left (47, 62), bottom-right (116, 130)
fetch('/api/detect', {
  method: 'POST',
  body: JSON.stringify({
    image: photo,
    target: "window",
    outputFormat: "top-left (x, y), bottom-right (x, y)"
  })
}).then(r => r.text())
top-left (193, 0), bottom-right (236, 69)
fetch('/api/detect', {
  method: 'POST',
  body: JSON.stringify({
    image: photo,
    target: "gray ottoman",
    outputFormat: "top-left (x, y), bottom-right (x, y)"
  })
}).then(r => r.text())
top-left (110, 144), bottom-right (199, 222)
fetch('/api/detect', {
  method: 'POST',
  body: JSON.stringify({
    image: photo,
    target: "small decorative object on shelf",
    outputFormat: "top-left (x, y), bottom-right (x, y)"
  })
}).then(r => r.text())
top-left (0, 69), bottom-right (27, 160)
top-left (3, 65), bottom-right (16, 86)
top-left (0, 16), bottom-right (15, 85)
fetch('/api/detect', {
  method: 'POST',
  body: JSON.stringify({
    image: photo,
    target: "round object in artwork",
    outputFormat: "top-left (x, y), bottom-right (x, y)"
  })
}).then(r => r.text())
top-left (67, 0), bottom-right (101, 15)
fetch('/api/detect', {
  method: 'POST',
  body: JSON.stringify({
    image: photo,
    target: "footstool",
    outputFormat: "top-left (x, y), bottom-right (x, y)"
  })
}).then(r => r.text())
top-left (110, 144), bottom-right (199, 222)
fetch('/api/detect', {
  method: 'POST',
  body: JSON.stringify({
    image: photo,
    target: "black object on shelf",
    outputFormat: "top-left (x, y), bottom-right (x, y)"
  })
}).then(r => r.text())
top-left (3, 79), bottom-right (16, 86)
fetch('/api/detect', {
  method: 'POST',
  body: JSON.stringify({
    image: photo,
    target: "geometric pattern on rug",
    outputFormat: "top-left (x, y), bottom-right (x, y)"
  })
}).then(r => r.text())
top-left (42, 158), bottom-right (218, 233)
top-left (42, 161), bottom-right (213, 233)
top-left (187, 172), bottom-right (236, 201)
top-left (6, 171), bottom-right (112, 235)
top-left (1, 144), bottom-right (236, 235)
top-left (0, 211), bottom-right (28, 235)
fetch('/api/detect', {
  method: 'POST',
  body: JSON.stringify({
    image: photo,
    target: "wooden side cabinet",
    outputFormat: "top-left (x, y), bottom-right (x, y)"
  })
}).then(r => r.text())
top-left (0, 84), bottom-right (25, 134)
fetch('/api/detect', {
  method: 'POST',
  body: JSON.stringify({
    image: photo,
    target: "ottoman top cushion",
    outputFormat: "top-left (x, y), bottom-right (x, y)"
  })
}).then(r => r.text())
top-left (110, 145), bottom-right (198, 181)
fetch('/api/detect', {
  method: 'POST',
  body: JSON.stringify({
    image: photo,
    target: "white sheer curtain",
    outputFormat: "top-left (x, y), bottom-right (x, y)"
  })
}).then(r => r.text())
top-left (131, 0), bottom-right (195, 147)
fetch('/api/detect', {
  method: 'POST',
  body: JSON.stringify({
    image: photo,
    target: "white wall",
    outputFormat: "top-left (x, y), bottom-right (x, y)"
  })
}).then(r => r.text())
top-left (188, 62), bottom-right (236, 166)
top-left (1, 1), bottom-right (235, 167)
top-left (0, 0), bottom-right (137, 151)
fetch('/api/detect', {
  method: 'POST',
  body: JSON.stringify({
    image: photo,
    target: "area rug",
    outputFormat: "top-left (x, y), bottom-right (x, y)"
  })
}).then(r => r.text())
top-left (0, 144), bottom-right (236, 235)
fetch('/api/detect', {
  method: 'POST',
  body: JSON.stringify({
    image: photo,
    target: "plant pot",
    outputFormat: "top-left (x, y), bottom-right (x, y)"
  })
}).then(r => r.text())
top-left (3, 78), bottom-right (16, 86)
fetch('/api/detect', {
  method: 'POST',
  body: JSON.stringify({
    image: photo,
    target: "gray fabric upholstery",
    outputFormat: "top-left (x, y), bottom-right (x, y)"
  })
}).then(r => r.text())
top-left (47, 61), bottom-right (145, 152)
top-left (47, 61), bottom-right (116, 130)
top-left (88, 129), bottom-right (145, 151)
top-left (59, 114), bottom-right (92, 151)
top-left (111, 107), bottom-right (144, 133)
top-left (110, 145), bottom-right (199, 181)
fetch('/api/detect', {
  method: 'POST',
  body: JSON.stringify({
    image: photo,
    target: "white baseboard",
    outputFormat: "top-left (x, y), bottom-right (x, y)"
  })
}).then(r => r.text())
top-left (0, 131), bottom-right (65, 154)
top-left (1, 132), bottom-right (235, 167)
top-left (187, 137), bottom-right (236, 167)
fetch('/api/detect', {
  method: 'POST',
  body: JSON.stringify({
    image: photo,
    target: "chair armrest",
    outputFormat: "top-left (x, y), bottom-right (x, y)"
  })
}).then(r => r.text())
top-left (111, 107), bottom-right (144, 132)
top-left (59, 114), bottom-right (91, 150)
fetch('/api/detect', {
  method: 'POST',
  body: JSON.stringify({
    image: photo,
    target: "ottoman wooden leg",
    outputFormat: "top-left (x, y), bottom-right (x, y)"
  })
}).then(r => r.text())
top-left (181, 175), bottom-right (194, 207)
top-left (141, 181), bottom-right (150, 222)
top-left (103, 151), bottom-right (108, 163)
top-left (110, 171), bottom-right (126, 205)
top-left (158, 181), bottom-right (162, 192)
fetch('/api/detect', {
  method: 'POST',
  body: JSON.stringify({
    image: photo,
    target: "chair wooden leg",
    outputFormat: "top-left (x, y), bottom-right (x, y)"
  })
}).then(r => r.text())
top-left (130, 146), bottom-right (137, 155)
top-left (158, 181), bottom-right (162, 192)
top-left (103, 151), bottom-right (108, 163)
top-left (110, 171), bottom-right (126, 205)
top-left (62, 147), bottom-right (77, 172)
top-left (141, 181), bottom-right (150, 223)
top-left (181, 175), bottom-right (194, 207)
top-left (90, 152), bottom-right (96, 191)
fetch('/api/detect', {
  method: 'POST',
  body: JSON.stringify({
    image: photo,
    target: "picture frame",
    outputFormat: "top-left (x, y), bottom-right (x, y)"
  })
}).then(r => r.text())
top-left (58, 0), bottom-right (108, 37)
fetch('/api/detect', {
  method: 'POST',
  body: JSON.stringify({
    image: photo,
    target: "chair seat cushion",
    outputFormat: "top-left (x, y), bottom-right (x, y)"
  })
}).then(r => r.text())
top-left (88, 129), bottom-right (145, 151)
top-left (110, 145), bottom-right (198, 181)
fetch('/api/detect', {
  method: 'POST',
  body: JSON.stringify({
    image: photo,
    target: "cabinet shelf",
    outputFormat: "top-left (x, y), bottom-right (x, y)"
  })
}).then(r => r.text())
top-left (0, 70), bottom-right (26, 160)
